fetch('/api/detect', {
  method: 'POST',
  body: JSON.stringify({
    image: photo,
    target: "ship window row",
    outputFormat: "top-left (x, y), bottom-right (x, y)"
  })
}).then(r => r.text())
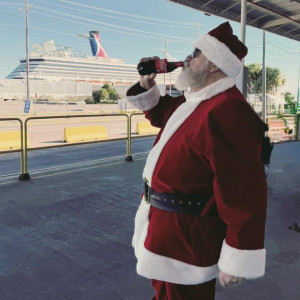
top-left (30, 66), bottom-right (138, 75)
top-left (21, 60), bottom-right (136, 71)
top-left (8, 68), bottom-right (140, 80)
top-left (12, 65), bottom-right (136, 74)
top-left (10, 69), bottom-right (138, 78)
top-left (30, 68), bottom-right (138, 75)
top-left (9, 68), bottom-right (139, 80)
top-left (11, 65), bottom-right (137, 75)
top-left (29, 69), bottom-right (139, 79)
top-left (40, 63), bottom-right (137, 72)
top-left (32, 71), bottom-right (138, 79)
top-left (36, 72), bottom-right (138, 79)
top-left (26, 59), bottom-right (134, 69)
top-left (30, 73), bottom-right (138, 81)
top-left (66, 61), bottom-right (133, 69)
top-left (27, 64), bottom-right (138, 73)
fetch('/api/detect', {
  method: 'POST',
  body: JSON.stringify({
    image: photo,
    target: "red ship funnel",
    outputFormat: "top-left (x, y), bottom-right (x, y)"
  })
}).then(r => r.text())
top-left (89, 31), bottom-right (108, 58)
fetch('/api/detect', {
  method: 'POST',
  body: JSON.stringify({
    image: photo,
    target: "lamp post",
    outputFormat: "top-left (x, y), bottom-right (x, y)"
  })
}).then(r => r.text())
top-left (25, 0), bottom-right (30, 101)
top-left (74, 60), bottom-right (77, 101)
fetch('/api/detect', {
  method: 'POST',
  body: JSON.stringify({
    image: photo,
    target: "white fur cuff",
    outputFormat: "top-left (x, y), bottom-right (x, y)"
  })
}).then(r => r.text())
top-left (193, 34), bottom-right (242, 78)
top-left (218, 240), bottom-right (266, 278)
top-left (126, 82), bottom-right (160, 111)
top-left (137, 248), bottom-right (219, 285)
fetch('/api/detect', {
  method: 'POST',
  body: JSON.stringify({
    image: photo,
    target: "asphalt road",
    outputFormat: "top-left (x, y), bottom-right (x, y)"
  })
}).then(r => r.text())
top-left (0, 137), bottom-right (155, 177)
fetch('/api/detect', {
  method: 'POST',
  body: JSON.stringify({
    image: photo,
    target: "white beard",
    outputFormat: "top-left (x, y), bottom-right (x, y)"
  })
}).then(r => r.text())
top-left (175, 62), bottom-right (209, 92)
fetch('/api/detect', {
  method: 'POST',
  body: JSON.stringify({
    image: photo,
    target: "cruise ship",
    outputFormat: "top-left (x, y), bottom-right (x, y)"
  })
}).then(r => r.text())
top-left (6, 31), bottom-right (180, 86)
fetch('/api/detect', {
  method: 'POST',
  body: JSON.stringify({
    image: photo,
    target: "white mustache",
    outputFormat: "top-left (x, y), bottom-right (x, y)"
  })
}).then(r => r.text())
top-left (183, 60), bottom-right (189, 69)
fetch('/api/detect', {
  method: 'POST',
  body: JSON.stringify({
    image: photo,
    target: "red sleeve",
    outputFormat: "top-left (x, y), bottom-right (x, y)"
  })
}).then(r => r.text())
top-left (126, 82), bottom-right (148, 96)
top-left (126, 82), bottom-right (185, 128)
top-left (206, 96), bottom-right (267, 250)
top-left (209, 118), bottom-right (267, 250)
top-left (206, 95), bottom-right (267, 278)
top-left (144, 94), bottom-right (185, 128)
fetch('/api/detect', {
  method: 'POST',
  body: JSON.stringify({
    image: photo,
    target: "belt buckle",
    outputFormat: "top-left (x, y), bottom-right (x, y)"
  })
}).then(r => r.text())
top-left (144, 179), bottom-right (151, 204)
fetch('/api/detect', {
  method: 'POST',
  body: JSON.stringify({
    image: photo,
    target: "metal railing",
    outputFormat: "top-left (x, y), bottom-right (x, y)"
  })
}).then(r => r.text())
top-left (1, 112), bottom-right (299, 181)
top-left (127, 112), bottom-right (145, 161)
top-left (0, 118), bottom-right (25, 179)
top-left (267, 113), bottom-right (298, 142)
top-left (23, 113), bottom-right (130, 177)
top-left (1, 113), bottom-right (156, 180)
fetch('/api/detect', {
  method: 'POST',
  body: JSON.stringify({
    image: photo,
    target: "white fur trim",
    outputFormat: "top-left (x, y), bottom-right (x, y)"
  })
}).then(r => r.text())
top-left (218, 240), bottom-right (266, 278)
top-left (126, 82), bottom-right (160, 111)
top-left (193, 34), bottom-right (242, 77)
top-left (133, 199), bottom-right (219, 284)
top-left (143, 77), bottom-right (236, 185)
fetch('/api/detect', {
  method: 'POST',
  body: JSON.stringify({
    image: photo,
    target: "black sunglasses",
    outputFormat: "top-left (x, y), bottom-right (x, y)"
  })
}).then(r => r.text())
top-left (192, 48), bottom-right (201, 58)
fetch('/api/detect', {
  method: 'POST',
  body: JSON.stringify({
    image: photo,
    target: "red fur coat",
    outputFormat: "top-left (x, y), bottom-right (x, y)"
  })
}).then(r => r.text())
top-left (126, 77), bottom-right (267, 284)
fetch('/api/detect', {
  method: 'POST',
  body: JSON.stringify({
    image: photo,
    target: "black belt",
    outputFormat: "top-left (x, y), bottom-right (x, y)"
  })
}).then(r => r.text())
top-left (144, 180), bottom-right (212, 214)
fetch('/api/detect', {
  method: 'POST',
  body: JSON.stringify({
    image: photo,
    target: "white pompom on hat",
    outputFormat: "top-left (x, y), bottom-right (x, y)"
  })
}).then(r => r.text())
top-left (193, 22), bottom-right (248, 77)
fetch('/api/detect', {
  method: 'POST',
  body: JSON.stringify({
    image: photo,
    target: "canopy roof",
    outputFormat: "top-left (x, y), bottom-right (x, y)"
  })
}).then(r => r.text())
top-left (167, 0), bottom-right (300, 42)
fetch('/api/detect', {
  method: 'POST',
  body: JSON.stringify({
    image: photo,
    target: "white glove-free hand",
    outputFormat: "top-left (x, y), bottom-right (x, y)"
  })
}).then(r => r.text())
top-left (139, 56), bottom-right (159, 90)
top-left (219, 271), bottom-right (244, 287)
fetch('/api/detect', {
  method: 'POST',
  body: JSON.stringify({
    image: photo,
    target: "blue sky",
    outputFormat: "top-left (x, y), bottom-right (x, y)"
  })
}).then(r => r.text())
top-left (1, 0), bottom-right (300, 96)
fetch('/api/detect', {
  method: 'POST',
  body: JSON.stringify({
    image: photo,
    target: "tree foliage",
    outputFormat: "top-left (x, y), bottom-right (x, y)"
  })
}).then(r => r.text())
top-left (284, 91), bottom-right (296, 113)
top-left (284, 91), bottom-right (295, 104)
top-left (247, 63), bottom-right (286, 94)
top-left (92, 84), bottom-right (120, 103)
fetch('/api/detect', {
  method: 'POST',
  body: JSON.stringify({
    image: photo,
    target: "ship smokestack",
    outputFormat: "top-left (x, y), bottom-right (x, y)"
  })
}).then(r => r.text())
top-left (89, 31), bottom-right (108, 58)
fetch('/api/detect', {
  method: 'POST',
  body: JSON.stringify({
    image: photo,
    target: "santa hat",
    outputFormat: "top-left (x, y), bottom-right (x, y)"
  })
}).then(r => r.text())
top-left (193, 22), bottom-right (247, 77)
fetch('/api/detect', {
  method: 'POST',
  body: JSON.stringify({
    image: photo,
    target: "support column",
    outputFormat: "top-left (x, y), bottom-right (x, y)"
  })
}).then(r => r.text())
top-left (262, 31), bottom-right (266, 122)
top-left (240, 0), bottom-right (247, 97)
top-left (241, 0), bottom-right (247, 44)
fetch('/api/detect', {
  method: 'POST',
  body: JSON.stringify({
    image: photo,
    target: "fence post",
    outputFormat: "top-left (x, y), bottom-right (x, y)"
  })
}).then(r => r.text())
top-left (0, 118), bottom-right (28, 180)
top-left (125, 113), bottom-right (133, 161)
top-left (20, 118), bottom-right (31, 180)
top-left (296, 114), bottom-right (300, 140)
top-left (18, 120), bottom-right (30, 180)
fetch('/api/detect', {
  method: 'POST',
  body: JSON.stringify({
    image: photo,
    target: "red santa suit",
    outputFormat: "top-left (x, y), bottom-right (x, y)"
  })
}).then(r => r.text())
top-left (126, 76), bottom-right (267, 285)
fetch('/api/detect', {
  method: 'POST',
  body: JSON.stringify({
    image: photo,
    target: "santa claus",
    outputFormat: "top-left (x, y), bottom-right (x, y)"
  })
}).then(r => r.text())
top-left (126, 22), bottom-right (267, 300)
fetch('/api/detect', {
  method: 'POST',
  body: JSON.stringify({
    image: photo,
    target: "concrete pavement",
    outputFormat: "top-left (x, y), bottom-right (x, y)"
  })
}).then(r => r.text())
top-left (0, 142), bottom-right (299, 300)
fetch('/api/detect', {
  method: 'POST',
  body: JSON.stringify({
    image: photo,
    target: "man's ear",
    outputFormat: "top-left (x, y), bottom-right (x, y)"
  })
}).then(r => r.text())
top-left (210, 65), bottom-right (220, 73)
